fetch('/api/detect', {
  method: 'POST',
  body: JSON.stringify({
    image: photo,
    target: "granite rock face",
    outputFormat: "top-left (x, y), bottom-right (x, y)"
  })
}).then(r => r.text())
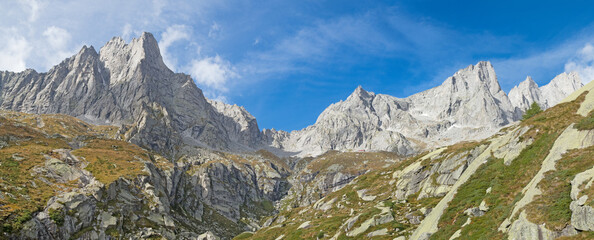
top-left (268, 61), bottom-right (520, 157)
top-left (0, 33), bottom-right (262, 157)
top-left (509, 72), bottom-right (583, 111)
top-left (0, 111), bottom-right (290, 240)
top-left (508, 76), bottom-right (546, 110)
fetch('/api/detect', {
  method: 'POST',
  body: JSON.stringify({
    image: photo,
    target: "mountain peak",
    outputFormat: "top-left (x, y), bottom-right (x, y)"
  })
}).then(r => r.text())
top-left (347, 85), bottom-right (375, 102)
top-left (76, 45), bottom-right (98, 57)
top-left (476, 60), bottom-right (493, 68)
top-left (130, 32), bottom-right (163, 64)
top-left (445, 61), bottom-right (501, 96)
top-left (353, 85), bottom-right (367, 95)
top-left (549, 72), bottom-right (583, 87)
top-left (99, 32), bottom-right (169, 77)
top-left (519, 76), bottom-right (538, 88)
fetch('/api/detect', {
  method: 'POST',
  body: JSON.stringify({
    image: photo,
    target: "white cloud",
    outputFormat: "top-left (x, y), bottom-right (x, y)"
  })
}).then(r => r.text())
top-left (565, 43), bottom-right (594, 83)
top-left (21, 0), bottom-right (43, 22)
top-left (208, 22), bottom-right (220, 39)
top-left (188, 55), bottom-right (238, 99)
top-left (159, 25), bottom-right (190, 71)
top-left (122, 23), bottom-right (134, 41)
top-left (43, 26), bottom-right (71, 49)
top-left (0, 30), bottom-right (32, 72)
top-left (153, 0), bottom-right (167, 16)
top-left (42, 26), bottom-right (77, 69)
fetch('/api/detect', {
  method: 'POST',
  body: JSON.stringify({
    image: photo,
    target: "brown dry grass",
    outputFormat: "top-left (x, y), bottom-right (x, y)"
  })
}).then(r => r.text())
top-left (73, 139), bottom-right (150, 184)
top-left (305, 150), bottom-right (401, 175)
top-left (521, 91), bottom-right (587, 139)
top-left (0, 116), bottom-right (75, 231)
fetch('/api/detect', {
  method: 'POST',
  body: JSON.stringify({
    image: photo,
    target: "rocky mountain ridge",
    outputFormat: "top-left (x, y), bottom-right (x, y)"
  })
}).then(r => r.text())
top-left (0, 32), bottom-right (584, 159)
top-left (508, 72), bottom-right (583, 111)
top-left (0, 33), bottom-right (263, 158)
top-left (266, 61), bottom-right (583, 157)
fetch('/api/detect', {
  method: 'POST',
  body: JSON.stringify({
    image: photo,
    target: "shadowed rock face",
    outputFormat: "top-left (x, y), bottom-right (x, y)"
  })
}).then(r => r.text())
top-left (0, 33), bottom-right (263, 156)
top-left (0, 111), bottom-right (290, 240)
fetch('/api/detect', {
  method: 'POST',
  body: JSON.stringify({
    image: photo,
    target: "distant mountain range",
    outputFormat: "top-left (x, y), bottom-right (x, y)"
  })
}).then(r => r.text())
top-left (0, 33), bottom-right (583, 159)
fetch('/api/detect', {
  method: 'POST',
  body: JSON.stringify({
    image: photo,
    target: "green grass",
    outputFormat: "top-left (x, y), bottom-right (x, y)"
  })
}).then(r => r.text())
top-left (431, 132), bottom-right (559, 240)
top-left (525, 146), bottom-right (594, 230)
top-left (431, 92), bottom-right (589, 239)
top-left (49, 208), bottom-right (65, 226)
top-left (575, 110), bottom-right (594, 130)
top-left (234, 232), bottom-right (254, 239)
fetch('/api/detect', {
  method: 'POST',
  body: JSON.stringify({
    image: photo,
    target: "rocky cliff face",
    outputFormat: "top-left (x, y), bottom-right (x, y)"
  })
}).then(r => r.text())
top-left (0, 111), bottom-right (289, 239)
top-left (268, 61), bottom-right (521, 157)
top-left (508, 76), bottom-right (546, 110)
top-left (509, 72), bottom-right (583, 111)
top-left (0, 33), bottom-right (263, 157)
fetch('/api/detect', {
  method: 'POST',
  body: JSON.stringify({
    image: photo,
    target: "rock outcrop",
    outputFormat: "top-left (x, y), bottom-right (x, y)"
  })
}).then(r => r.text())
top-left (0, 111), bottom-right (289, 240)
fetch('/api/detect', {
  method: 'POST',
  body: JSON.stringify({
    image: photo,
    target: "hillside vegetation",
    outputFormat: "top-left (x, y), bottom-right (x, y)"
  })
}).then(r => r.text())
top-left (241, 88), bottom-right (594, 239)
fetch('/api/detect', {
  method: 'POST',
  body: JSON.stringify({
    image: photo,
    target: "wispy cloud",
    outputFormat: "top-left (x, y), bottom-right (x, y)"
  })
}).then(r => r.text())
top-left (491, 28), bottom-right (594, 89)
top-left (208, 22), bottom-right (221, 39)
top-left (158, 25), bottom-right (191, 71)
top-left (565, 43), bottom-right (594, 83)
top-left (42, 26), bottom-right (77, 69)
top-left (238, 9), bottom-right (518, 91)
top-left (21, 0), bottom-right (43, 22)
top-left (0, 29), bottom-right (32, 72)
top-left (187, 55), bottom-right (238, 102)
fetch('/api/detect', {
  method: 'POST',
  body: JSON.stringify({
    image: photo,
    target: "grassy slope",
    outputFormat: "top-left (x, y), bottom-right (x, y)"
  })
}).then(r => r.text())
top-left (242, 141), bottom-right (485, 240)
top-left (431, 92), bottom-right (590, 239)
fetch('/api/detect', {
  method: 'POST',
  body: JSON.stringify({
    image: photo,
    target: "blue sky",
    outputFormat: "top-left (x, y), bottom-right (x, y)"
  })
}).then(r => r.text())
top-left (1, 1), bottom-right (594, 131)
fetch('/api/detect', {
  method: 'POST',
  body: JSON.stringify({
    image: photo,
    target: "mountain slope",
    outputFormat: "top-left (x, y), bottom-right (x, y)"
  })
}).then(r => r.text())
top-left (243, 78), bottom-right (594, 240)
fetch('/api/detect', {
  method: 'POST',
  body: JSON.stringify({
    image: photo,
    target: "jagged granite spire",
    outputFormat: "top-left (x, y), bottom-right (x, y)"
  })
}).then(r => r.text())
top-left (508, 76), bottom-right (545, 111)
